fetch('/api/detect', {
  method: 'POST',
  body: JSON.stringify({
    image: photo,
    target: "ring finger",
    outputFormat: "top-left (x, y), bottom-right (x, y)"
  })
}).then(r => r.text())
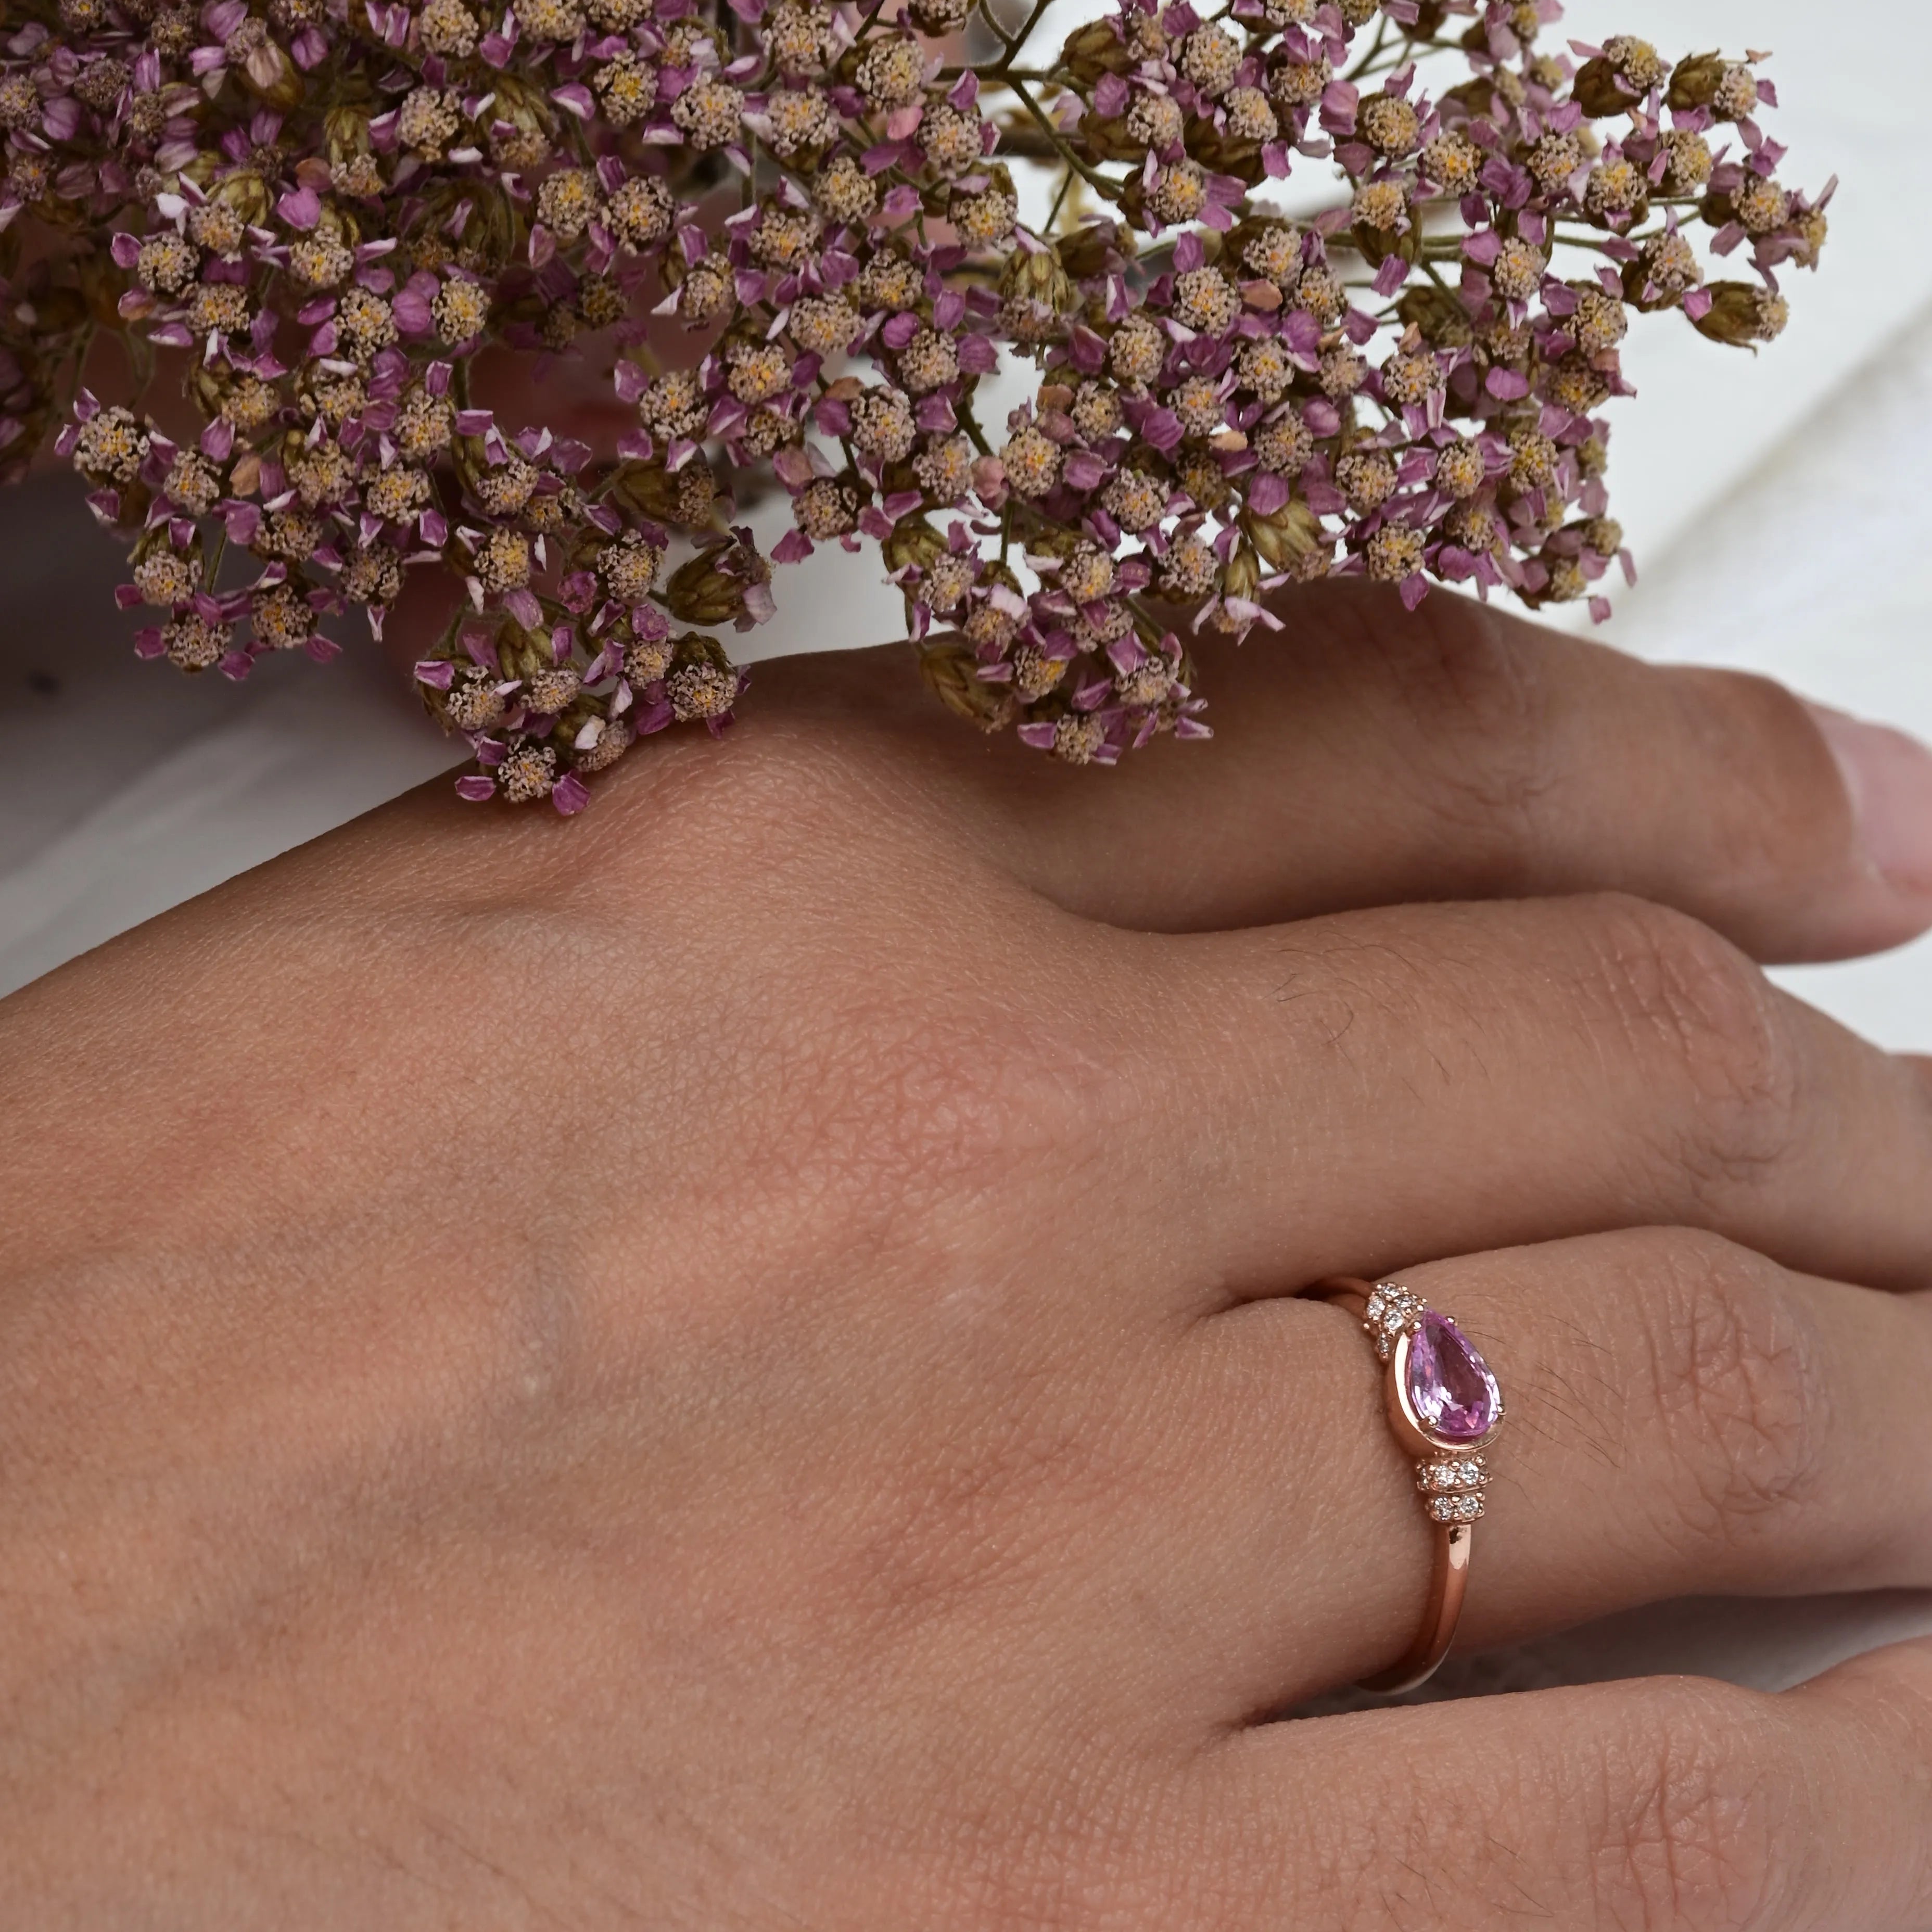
top-left (1122, 1226), bottom-right (1932, 1719)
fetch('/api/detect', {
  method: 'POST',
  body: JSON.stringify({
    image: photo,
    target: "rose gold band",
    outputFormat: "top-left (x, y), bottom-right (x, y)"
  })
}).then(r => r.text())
top-left (1356, 1501), bottom-right (1472, 1696)
top-left (1312, 1276), bottom-right (1504, 1696)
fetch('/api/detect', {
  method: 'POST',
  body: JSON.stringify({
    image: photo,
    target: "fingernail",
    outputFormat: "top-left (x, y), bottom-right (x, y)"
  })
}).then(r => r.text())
top-left (1806, 702), bottom-right (1932, 896)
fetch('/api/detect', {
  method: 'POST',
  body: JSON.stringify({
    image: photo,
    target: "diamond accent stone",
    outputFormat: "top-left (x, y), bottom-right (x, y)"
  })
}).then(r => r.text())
top-left (1404, 1310), bottom-right (1502, 1443)
top-left (1426, 1491), bottom-right (1485, 1523)
top-left (1362, 1281), bottom-right (1425, 1362)
top-left (1417, 1456), bottom-right (1488, 1494)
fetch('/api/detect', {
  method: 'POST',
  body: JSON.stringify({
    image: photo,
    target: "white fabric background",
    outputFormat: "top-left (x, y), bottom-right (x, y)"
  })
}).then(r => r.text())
top-left (3, 3), bottom-right (1927, 1713)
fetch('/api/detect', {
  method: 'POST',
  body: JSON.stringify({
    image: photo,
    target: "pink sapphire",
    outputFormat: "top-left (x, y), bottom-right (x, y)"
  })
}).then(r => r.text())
top-left (1405, 1312), bottom-right (1501, 1442)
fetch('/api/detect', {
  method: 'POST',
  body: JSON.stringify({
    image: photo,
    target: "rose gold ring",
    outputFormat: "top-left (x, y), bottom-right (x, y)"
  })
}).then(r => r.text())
top-left (1313, 1277), bottom-right (1505, 1695)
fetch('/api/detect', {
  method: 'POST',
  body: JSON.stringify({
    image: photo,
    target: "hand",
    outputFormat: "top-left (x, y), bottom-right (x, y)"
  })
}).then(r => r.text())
top-left (4, 584), bottom-right (1931, 1929)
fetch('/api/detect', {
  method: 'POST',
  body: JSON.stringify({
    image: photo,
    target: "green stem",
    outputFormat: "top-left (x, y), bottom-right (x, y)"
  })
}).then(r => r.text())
top-left (942, 65), bottom-right (1061, 82)
top-left (1343, 16), bottom-right (1389, 82)
top-left (1043, 162), bottom-right (1076, 232)
top-left (1007, 79), bottom-right (1121, 204)
top-left (1550, 228), bottom-right (1643, 257)
top-left (958, 403), bottom-right (993, 459)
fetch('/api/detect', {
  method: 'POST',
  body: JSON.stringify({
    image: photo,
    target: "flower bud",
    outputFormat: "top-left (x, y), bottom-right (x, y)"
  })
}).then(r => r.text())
top-left (1221, 539), bottom-right (1263, 607)
top-left (1395, 284), bottom-right (1475, 347)
top-left (1241, 495), bottom-right (1324, 571)
top-left (1689, 281), bottom-right (1789, 347)
top-left (211, 169), bottom-right (273, 230)
top-left (1183, 121), bottom-right (1266, 184)
top-left (1054, 219), bottom-right (1132, 283)
top-left (608, 458), bottom-right (718, 529)
top-left (1572, 37), bottom-right (1666, 116)
top-left (1666, 53), bottom-right (1729, 112)
top-left (665, 537), bottom-right (772, 626)
top-left (882, 517), bottom-right (948, 577)
top-left (665, 633), bottom-right (743, 722)
top-left (434, 178), bottom-right (520, 271)
top-left (235, 26), bottom-right (301, 108)
top-left (488, 75), bottom-right (555, 170)
top-left (1569, 57), bottom-right (1628, 116)
top-left (665, 555), bottom-right (745, 626)
top-left (1000, 245), bottom-right (1077, 345)
top-left (1078, 109), bottom-right (1143, 164)
top-left (1059, 18), bottom-right (1134, 86)
top-left (918, 638), bottom-right (1016, 731)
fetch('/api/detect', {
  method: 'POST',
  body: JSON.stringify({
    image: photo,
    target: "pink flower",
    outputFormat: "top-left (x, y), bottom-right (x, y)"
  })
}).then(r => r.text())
top-left (12, 0), bottom-right (1822, 796)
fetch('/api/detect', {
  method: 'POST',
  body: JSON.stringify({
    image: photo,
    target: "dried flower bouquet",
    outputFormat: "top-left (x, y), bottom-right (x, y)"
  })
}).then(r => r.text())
top-left (2, 0), bottom-right (1828, 808)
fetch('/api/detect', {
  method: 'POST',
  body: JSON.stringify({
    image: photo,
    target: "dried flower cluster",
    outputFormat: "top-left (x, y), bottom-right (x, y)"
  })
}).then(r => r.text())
top-left (5, 0), bottom-right (1826, 806)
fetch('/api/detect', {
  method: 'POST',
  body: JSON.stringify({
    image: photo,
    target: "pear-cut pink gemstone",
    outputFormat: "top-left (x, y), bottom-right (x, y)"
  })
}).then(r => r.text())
top-left (1405, 1312), bottom-right (1501, 1442)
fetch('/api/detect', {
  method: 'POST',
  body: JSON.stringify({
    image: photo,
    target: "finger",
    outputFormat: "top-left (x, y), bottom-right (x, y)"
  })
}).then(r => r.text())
top-left (1157, 1637), bottom-right (1932, 1932)
top-left (1118, 892), bottom-right (1932, 1294)
top-left (1132, 1229), bottom-right (1932, 1718)
top-left (746, 580), bottom-right (1932, 961)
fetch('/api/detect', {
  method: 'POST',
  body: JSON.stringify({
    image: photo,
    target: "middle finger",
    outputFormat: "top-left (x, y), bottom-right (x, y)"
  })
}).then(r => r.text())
top-left (746, 586), bottom-right (1932, 962)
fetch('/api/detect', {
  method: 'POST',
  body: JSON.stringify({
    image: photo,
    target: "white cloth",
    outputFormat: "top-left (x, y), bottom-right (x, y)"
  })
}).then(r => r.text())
top-left (4, 1), bottom-right (1929, 1718)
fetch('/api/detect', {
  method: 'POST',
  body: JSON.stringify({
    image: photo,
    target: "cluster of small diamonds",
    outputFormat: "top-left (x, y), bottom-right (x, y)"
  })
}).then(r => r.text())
top-left (6, 0), bottom-right (1825, 807)
top-left (1419, 1454), bottom-right (1488, 1521)
top-left (1362, 1280), bottom-right (1424, 1362)
top-left (1418, 1454), bottom-right (1486, 1491)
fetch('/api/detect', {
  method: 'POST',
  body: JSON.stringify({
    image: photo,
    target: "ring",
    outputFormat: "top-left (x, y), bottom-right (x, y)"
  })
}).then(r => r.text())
top-left (1313, 1277), bottom-right (1506, 1695)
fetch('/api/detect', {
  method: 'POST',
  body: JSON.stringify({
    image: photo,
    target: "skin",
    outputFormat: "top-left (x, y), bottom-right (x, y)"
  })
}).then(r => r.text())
top-left (3, 580), bottom-right (1932, 1929)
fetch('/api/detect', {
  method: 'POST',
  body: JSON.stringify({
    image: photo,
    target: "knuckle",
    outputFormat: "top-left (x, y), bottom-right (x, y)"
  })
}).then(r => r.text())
top-left (1577, 894), bottom-right (1805, 1194)
top-left (1288, 1682), bottom-right (1802, 1932)
top-left (1370, 590), bottom-right (1560, 837)
top-left (1584, 1684), bottom-right (1799, 1931)
top-left (642, 714), bottom-right (888, 873)
top-left (634, 745), bottom-right (1113, 1164)
top-left (591, 736), bottom-right (1110, 1224)
top-left (1639, 1231), bottom-right (1833, 1548)
top-left (1668, 669), bottom-right (1837, 885)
